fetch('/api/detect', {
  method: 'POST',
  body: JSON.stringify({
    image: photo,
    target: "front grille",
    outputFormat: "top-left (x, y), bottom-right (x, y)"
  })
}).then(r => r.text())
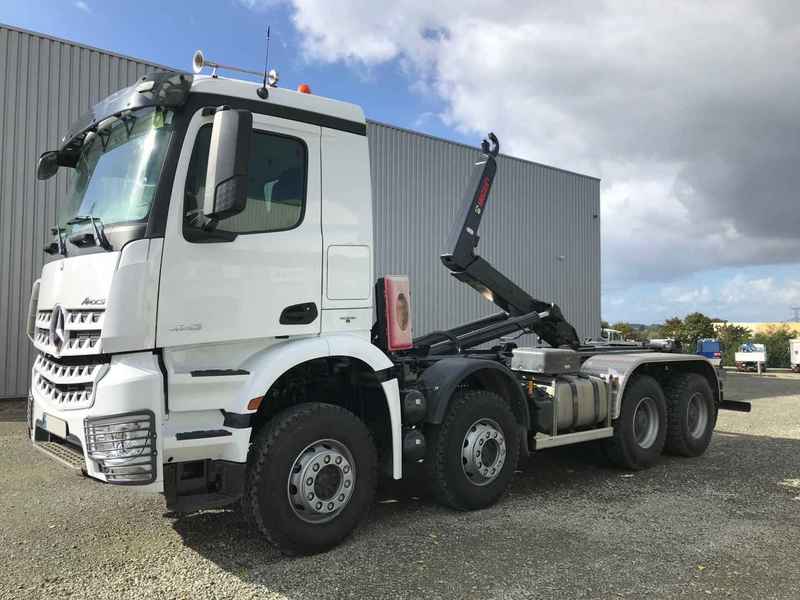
top-left (33, 308), bottom-right (105, 357)
top-left (85, 412), bottom-right (157, 485)
top-left (32, 353), bottom-right (109, 410)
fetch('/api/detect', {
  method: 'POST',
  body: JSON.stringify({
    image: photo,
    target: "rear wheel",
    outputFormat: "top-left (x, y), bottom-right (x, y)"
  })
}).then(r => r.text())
top-left (426, 390), bottom-right (520, 511)
top-left (604, 375), bottom-right (667, 469)
top-left (243, 402), bottom-right (377, 555)
top-left (664, 374), bottom-right (717, 457)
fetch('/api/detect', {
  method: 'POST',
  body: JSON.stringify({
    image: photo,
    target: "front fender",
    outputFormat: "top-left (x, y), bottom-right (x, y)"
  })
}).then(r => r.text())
top-left (238, 335), bottom-right (402, 479)
top-left (238, 335), bottom-right (394, 405)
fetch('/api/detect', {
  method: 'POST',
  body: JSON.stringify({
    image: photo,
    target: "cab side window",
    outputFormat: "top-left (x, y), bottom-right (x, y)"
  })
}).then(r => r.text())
top-left (184, 125), bottom-right (307, 240)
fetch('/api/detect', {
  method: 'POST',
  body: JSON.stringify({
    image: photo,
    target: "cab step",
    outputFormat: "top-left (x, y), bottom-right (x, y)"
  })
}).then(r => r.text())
top-left (33, 439), bottom-right (85, 470)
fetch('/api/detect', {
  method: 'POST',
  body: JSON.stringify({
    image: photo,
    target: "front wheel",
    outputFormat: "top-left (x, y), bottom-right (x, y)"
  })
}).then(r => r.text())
top-left (243, 402), bottom-right (377, 555)
top-left (604, 375), bottom-right (667, 469)
top-left (426, 390), bottom-right (520, 511)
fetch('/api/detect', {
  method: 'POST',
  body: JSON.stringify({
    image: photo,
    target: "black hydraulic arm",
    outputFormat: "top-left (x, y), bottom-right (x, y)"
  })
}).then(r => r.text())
top-left (439, 133), bottom-right (581, 350)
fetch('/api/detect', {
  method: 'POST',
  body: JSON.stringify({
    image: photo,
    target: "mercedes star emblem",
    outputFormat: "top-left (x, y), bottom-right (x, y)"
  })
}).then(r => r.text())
top-left (49, 305), bottom-right (67, 354)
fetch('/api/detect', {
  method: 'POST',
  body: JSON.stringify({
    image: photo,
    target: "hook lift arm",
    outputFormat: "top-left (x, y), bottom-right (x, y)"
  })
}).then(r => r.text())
top-left (438, 132), bottom-right (581, 350)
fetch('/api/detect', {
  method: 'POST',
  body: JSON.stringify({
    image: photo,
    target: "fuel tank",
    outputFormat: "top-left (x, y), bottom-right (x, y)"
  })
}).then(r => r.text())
top-left (529, 375), bottom-right (609, 434)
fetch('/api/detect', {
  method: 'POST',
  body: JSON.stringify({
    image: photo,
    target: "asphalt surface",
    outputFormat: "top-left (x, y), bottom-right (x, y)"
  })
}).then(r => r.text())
top-left (1, 372), bottom-right (799, 599)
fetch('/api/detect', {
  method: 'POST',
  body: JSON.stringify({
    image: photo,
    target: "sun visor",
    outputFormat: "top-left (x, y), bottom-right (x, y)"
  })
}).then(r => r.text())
top-left (60, 71), bottom-right (192, 151)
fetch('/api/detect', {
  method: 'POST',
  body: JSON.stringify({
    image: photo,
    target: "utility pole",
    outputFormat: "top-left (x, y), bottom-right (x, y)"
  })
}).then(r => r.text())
top-left (792, 307), bottom-right (800, 322)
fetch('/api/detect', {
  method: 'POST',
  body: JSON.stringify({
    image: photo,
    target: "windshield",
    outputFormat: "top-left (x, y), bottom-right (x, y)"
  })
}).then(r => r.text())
top-left (59, 107), bottom-right (173, 233)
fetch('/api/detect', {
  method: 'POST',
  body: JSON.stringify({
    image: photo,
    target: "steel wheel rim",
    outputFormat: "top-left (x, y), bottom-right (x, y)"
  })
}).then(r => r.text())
top-left (287, 438), bottom-right (356, 524)
top-left (686, 392), bottom-right (708, 439)
top-left (633, 396), bottom-right (659, 449)
top-left (461, 418), bottom-right (507, 486)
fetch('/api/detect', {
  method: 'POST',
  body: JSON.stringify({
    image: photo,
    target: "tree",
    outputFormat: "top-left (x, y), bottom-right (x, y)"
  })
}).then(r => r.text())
top-left (659, 317), bottom-right (684, 340)
top-left (680, 312), bottom-right (716, 349)
top-left (611, 321), bottom-right (637, 340)
top-left (716, 323), bottom-right (751, 367)
top-left (753, 325), bottom-right (794, 368)
top-left (639, 324), bottom-right (662, 341)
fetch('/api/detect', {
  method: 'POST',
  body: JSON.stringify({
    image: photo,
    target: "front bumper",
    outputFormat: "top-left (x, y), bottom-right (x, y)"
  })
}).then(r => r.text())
top-left (30, 351), bottom-right (165, 491)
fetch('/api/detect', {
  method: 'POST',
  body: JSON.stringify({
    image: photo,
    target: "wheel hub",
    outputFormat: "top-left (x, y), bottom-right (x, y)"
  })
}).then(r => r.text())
top-left (461, 418), bottom-right (507, 486)
top-left (686, 392), bottom-right (708, 439)
top-left (633, 396), bottom-right (659, 449)
top-left (288, 439), bottom-right (355, 523)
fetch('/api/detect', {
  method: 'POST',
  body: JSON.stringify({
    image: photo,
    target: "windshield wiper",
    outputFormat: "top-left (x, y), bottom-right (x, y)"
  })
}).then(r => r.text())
top-left (44, 226), bottom-right (68, 257)
top-left (67, 215), bottom-right (113, 251)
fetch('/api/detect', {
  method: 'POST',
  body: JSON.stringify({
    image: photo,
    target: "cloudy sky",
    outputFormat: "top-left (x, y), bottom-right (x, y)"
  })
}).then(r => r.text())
top-left (3, 0), bottom-right (799, 324)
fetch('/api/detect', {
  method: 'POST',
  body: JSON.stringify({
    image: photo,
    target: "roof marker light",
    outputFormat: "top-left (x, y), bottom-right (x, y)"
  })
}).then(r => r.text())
top-left (297, 83), bottom-right (312, 94)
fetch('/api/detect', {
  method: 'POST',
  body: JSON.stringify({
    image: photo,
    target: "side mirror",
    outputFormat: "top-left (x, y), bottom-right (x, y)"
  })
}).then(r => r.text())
top-left (36, 151), bottom-right (60, 180)
top-left (203, 107), bottom-right (252, 220)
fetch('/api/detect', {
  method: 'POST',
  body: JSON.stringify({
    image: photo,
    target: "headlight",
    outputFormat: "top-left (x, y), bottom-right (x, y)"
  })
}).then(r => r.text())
top-left (84, 412), bottom-right (156, 484)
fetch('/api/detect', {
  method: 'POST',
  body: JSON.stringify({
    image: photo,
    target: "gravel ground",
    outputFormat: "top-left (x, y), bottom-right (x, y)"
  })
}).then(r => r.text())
top-left (1, 372), bottom-right (799, 599)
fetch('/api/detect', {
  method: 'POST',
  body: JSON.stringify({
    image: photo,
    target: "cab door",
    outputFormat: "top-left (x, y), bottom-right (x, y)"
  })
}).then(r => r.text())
top-left (156, 109), bottom-right (322, 348)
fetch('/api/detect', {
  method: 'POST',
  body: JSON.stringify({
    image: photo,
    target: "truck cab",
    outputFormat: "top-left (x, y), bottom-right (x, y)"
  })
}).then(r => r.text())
top-left (30, 69), bottom-right (398, 491)
top-left (695, 338), bottom-right (723, 367)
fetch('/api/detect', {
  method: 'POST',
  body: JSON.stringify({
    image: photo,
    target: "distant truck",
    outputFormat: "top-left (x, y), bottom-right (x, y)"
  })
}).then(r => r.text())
top-left (696, 339), bottom-right (723, 368)
top-left (648, 338), bottom-right (683, 352)
top-left (598, 328), bottom-right (641, 346)
top-left (735, 342), bottom-right (767, 372)
top-left (791, 339), bottom-right (800, 373)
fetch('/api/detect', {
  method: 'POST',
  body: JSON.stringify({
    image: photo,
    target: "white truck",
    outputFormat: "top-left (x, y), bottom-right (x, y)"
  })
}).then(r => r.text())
top-left (735, 343), bottom-right (768, 373)
top-left (791, 339), bottom-right (800, 373)
top-left (28, 59), bottom-right (749, 555)
top-left (599, 328), bottom-right (642, 346)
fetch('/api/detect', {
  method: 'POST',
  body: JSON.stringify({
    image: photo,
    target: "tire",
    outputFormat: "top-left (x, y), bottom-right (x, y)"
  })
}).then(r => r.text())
top-left (425, 389), bottom-right (520, 511)
top-left (236, 497), bottom-right (257, 528)
top-left (243, 402), bottom-right (377, 555)
top-left (663, 373), bottom-right (717, 457)
top-left (604, 375), bottom-right (667, 470)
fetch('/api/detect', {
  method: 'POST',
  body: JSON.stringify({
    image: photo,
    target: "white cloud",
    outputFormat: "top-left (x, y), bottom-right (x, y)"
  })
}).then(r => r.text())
top-left (236, 0), bottom-right (282, 10)
top-left (662, 285), bottom-right (713, 305)
top-left (605, 270), bottom-right (800, 323)
top-left (720, 275), bottom-right (800, 308)
top-left (277, 0), bottom-right (800, 296)
top-left (412, 111), bottom-right (436, 129)
top-left (74, 0), bottom-right (91, 14)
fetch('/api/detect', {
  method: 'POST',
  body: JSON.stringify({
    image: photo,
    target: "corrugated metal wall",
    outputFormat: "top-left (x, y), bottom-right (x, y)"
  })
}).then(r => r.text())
top-left (0, 25), bottom-right (163, 398)
top-left (368, 121), bottom-right (600, 347)
top-left (0, 25), bottom-right (600, 399)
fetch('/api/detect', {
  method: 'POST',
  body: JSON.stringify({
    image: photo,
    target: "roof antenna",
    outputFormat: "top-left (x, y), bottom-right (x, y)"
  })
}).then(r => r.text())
top-left (257, 26), bottom-right (271, 99)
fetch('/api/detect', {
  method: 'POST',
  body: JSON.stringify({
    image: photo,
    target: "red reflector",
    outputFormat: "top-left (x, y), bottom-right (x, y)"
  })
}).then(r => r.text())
top-left (476, 176), bottom-right (491, 208)
top-left (382, 275), bottom-right (413, 351)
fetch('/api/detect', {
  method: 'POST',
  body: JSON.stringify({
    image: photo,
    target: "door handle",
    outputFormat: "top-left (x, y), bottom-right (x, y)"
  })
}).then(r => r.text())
top-left (279, 302), bottom-right (318, 325)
